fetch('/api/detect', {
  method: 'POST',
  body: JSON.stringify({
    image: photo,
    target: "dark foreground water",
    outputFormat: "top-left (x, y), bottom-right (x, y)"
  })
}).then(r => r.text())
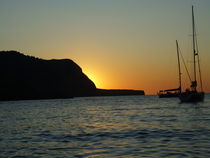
top-left (1, 95), bottom-right (210, 158)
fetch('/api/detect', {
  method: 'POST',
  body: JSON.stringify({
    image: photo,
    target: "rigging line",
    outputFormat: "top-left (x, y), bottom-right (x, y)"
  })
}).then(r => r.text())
top-left (176, 40), bottom-right (182, 93)
top-left (179, 46), bottom-right (192, 83)
top-left (192, 5), bottom-right (197, 84)
top-left (195, 35), bottom-right (204, 92)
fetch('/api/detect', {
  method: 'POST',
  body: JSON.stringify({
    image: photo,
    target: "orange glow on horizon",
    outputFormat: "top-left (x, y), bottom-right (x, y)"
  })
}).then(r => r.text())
top-left (83, 69), bottom-right (106, 89)
top-left (83, 67), bottom-right (210, 95)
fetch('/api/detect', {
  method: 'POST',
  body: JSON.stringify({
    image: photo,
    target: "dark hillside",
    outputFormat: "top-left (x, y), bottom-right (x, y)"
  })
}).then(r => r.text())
top-left (0, 51), bottom-right (144, 101)
top-left (0, 51), bottom-right (96, 100)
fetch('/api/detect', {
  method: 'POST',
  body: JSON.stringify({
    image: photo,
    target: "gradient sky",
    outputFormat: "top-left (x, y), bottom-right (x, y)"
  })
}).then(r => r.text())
top-left (0, 0), bottom-right (210, 94)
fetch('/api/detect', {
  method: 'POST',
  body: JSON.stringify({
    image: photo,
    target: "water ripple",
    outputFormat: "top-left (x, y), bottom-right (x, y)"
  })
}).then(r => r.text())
top-left (1, 95), bottom-right (210, 158)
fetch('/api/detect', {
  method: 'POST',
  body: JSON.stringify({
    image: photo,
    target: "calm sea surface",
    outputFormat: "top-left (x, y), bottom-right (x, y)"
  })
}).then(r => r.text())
top-left (1, 95), bottom-right (210, 158)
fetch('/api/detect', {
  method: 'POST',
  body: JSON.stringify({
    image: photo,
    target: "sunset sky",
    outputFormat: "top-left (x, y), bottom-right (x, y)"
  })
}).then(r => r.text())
top-left (0, 0), bottom-right (210, 94)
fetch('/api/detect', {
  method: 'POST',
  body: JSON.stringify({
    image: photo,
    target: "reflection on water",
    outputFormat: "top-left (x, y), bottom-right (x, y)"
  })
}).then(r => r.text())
top-left (1, 95), bottom-right (210, 157)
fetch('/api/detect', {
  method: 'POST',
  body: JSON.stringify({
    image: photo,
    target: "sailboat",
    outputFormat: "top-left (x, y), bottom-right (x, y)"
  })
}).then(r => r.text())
top-left (158, 88), bottom-right (180, 98)
top-left (179, 6), bottom-right (204, 102)
top-left (157, 40), bottom-right (181, 98)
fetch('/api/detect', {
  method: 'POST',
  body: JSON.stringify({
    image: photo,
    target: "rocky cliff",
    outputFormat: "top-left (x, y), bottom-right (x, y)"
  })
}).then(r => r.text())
top-left (0, 51), bottom-right (144, 100)
top-left (0, 51), bottom-right (96, 100)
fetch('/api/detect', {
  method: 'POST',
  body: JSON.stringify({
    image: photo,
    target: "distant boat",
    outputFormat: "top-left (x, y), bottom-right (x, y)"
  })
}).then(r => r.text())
top-left (158, 88), bottom-right (180, 98)
top-left (179, 6), bottom-right (204, 102)
top-left (158, 41), bottom-right (182, 98)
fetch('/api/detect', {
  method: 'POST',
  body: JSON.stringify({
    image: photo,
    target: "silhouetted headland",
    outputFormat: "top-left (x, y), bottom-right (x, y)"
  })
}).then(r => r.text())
top-left (0, 51), bottom-right (144, 101)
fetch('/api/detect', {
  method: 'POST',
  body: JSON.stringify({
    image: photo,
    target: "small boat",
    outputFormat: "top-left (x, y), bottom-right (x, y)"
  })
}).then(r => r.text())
top-left (158, 88), bottom-right (180, 98)
top-left (179, 6), bottom-right (204, 102)
top-left (158, 40), bottom-right (182, 98)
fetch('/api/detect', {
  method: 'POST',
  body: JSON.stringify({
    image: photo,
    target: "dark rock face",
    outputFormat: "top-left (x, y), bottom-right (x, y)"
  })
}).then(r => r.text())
top-left (0, 51), bottom-right (96, 100)
top-left (0, 51), bottom-right (144, 101)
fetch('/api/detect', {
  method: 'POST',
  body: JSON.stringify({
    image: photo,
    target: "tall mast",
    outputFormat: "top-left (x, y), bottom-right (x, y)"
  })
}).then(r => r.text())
top-left (176, 40), bottom-right (182, 93)
top-left (192, 5), bottom-right (197, 91)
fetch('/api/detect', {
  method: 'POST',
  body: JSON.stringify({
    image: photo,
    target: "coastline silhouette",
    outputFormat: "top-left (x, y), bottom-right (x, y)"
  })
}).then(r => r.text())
top-left (0, 51), bottom-right (144, 101)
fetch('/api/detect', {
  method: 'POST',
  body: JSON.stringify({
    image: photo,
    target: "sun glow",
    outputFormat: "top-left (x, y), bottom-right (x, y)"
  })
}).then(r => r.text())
top-left (83, 70), bottom-right (103, 89)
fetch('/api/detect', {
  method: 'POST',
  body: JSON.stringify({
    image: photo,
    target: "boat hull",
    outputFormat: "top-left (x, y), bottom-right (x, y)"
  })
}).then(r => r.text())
top-left (179, 92), bottom-right (204, 102)
top-left (158, 93), bottom-right (179, 98)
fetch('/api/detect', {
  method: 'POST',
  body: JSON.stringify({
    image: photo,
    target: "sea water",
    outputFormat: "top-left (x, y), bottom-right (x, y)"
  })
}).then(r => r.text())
top-left (0, 95), bottom-right (210, 158)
